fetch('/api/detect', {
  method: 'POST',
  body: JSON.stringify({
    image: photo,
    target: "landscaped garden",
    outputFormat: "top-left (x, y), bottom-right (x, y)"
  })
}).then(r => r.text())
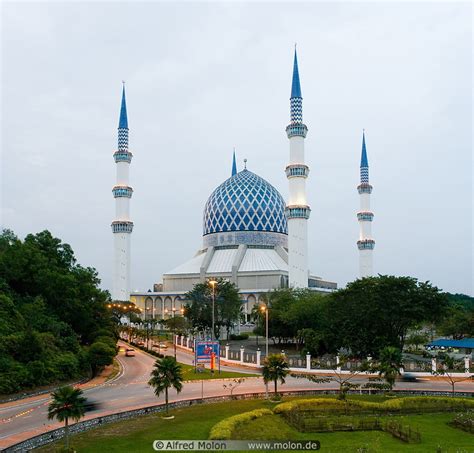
top-left (37, 395), bottom-right (474, 453)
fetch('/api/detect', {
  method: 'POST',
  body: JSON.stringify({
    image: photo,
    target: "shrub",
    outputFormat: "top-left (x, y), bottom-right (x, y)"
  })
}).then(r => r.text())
top-left (230, 334), bottom-right (249, 341)
top-left (451, 411), bottom-right (474, 433)
top-left (209, 409), bottom-right (272, 440)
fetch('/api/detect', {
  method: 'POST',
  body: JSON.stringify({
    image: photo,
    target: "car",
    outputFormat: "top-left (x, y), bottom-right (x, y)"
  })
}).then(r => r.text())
top-left (158, 342), bottom-right (168, 349)
top-left (125, 348), bottom-right (135, 357)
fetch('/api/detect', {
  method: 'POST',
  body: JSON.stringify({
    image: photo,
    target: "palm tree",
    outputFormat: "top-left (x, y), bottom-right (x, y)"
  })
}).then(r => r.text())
top-left (148, 356), bottom-right (184, 416)
top-left (378, 346), bottom-right (403, 391)
top-left (262, 353), bottom-right (289, 400)
top-left (47, 386), bottom-right (86, 451)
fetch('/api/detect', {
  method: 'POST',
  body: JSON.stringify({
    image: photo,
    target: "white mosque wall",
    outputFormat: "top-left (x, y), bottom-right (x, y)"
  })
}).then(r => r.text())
top-left (359, 249), bottom-right (373, 278)
top-left (360, 193), bottom-right (371, 211)
top-left (288, 177), bottom-right (307, 206)
top-left (163, 276), bottom-right (202, 292)
top-left (359, 220), bottom-right (372, 240)
top-left (112, 233), bottom-right (130, 301)
top-left (115, 197), bottom-right (130, 220)
top-left (116, 161), bottom-right (129, 185)
top-left (289, 136), bottom-right (305, 164)
top-left (288, 218), bottom-right (308, 288)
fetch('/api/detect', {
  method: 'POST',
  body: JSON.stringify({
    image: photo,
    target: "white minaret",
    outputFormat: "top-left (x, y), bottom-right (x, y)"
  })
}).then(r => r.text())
top-left (285, 48), bottom-right (310, 288)
top-left (357, 131), bottom-right (375, 277)
top-left (112, 84), bottom-right (133, 301)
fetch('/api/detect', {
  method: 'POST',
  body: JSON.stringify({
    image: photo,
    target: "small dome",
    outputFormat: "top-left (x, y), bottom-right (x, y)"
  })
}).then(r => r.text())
top-left (203, 169), bottom-right (288, 243)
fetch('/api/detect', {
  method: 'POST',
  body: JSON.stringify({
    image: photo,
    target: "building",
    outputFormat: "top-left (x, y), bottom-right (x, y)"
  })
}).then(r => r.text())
top-left (127, 50), bottom-right (337, 320)
top-left (112, 84), bottom-right (134, 302)
top-left (357, 131), bottom-right (375, 277)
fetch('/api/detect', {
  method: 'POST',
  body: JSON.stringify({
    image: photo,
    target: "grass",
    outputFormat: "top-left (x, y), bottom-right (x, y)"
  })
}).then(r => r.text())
top-left (234, 412), bottom-right (474, 452)
top-left (36, 396), bottom-right (474, 453)
top-left (180, 363), bottom-right (258, 381)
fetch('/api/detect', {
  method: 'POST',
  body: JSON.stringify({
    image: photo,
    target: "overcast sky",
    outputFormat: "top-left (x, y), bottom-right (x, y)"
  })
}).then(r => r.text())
top-left (2, 2), bottom-right (472, 296)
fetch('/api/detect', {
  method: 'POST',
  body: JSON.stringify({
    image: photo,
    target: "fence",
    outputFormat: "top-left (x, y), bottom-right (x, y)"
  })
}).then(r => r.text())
top-left (174, 335), bottom-right (473, 378)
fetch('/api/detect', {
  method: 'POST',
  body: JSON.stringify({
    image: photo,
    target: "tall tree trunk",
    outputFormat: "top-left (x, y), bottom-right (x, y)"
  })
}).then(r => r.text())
top-left (165, 387), bottom-right (169, 415)
top-left (65, 417), bottom-right (69, 451)
top-left (274, 379), bottom-right (278, 397)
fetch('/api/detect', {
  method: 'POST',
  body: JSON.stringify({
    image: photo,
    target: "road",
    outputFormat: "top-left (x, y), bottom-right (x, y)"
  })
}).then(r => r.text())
top-left (1, 342), bottom-right (473, 449)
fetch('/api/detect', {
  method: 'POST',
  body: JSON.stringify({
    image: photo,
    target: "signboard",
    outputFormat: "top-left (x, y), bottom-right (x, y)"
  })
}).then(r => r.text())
top-left (195, 340), bottom-right (220, 372)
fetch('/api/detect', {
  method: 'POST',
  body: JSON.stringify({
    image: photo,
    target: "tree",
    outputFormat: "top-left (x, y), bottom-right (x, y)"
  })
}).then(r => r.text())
top-left (47, 385), bottom-right (86, 451)
top-left (437, 294), bottom-right (474, 339)
top-left (88, 342), bottom-right (115, 376)
top-left (0, 229), bottom-right (117, 394)
top-left (262, 353), bottom-right (289, 400)
top-left (377, 346), bottom-right (403, 391)
top-left (148, 356), bottom-right (184, 416)
top-left (185, 279), bottom-right (241, 340)
top-left (325, 276), bottom-right (448, 357)
top-left (434, 354), bottom-right (473, 396)
top-left (164, 316), bottom-right (189, 358)
top-left (292, 355), bottom-right (370, 400)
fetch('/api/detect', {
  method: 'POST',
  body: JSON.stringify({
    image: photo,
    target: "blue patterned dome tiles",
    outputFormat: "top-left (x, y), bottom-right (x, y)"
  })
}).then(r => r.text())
top-left (203, 169), bottom-right (288, 237)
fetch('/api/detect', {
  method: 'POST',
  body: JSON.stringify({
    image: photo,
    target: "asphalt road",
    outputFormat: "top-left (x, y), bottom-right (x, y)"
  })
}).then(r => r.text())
top-left (1, 342), bottom-right (473, 449)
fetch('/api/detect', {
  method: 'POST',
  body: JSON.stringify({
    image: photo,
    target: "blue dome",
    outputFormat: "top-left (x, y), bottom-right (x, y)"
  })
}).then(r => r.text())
top-left (203, 169), bottom-right (288, 238)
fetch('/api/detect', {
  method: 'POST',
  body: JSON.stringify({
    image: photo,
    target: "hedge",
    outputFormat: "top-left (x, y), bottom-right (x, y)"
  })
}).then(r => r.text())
top-left (209, 409), bottom-right (273, 440)
top-left (274, 397), bottom-right (474, 416)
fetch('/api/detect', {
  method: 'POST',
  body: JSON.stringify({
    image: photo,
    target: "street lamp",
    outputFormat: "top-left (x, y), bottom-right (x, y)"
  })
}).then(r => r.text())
top-left (209, 279), bottom-right (217, 341)
top-left (260, 304), bottom-right (269, 358)
top-left (260, 303), bottom-right (269, 399)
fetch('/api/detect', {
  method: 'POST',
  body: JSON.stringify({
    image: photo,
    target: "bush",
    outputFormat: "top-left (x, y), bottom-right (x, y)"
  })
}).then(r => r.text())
top-left (273, 397), bottom-right (474, 417)
top-left (451, 411), bottom-right (474, 433)
top-left (209, 409), bottom-right (272, 440)
top-left (230, 334), bottom-right (249, 341)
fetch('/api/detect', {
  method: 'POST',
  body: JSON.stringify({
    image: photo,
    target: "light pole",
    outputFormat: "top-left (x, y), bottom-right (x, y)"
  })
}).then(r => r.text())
top-left (260, 304), bottom-right (269, 358)
top-left (209, 280), bottom-right (217, 341)
top-left (260, 303), bottom-right (269, 399)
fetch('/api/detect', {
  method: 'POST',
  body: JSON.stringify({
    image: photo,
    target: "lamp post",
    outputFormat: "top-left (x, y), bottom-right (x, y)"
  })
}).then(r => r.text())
top-left (260, 304), bottom-right (269, 358)
top-left (260, 303), bottom-right (269, 399)
top-left (209, 280), bottom-right (217, 341)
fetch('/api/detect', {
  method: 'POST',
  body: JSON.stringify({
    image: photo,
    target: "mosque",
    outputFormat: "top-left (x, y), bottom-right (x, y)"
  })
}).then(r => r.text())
top-left (111, 50), bottom-right (375, 321)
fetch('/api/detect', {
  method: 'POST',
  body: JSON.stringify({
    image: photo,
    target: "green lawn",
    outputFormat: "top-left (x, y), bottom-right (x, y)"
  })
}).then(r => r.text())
top-left (233, 412), bottom-right (473, 452)
top-left (180, 363), bottom-right (258, 381)
top-left (36, 396), bottom-right (473, 453)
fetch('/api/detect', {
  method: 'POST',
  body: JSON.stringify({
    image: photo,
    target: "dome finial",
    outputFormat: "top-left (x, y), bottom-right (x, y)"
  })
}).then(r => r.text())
top-left (243, 158), bottom-right (247, 170)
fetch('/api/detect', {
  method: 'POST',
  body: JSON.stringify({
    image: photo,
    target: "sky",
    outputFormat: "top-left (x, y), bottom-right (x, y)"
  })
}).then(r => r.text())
top-left (1, 1), bottom-right (472, 296)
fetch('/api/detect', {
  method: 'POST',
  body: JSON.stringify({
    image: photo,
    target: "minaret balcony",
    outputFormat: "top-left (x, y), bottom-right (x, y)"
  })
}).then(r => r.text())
top-left (285, 205), bottom-right (311, 220)
top-left (357, 211), bottom-right (374, 222)
top-left (113, 151), bottom-right (133, 163)
top-left (112, 186), bottom-right (133, 198)
top-left (285, 164), bottom-right (309, 178)
top-left (357, 239), bottom-right (375, 250)
top-left (286, 124), bottom-right (308, 138)
top-left (111, 221), bottom-right (134, 233)
top-left (357, 183), bottom-right (373, 194)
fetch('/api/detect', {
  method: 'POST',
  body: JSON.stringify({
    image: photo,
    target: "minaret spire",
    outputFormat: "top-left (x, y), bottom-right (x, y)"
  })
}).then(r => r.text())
top-left (119, 82), bottom-right (128, 129)
top-left (291, 48), bottom-right (302, 99)
top-left (112, 84), bottom-right (134, 302)
top-left (285, 47), bottom-right (310, 288)
top-left (357, 130), bottom-right (375, 277)
top-left (232, 148), bottom-right (237, 176)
